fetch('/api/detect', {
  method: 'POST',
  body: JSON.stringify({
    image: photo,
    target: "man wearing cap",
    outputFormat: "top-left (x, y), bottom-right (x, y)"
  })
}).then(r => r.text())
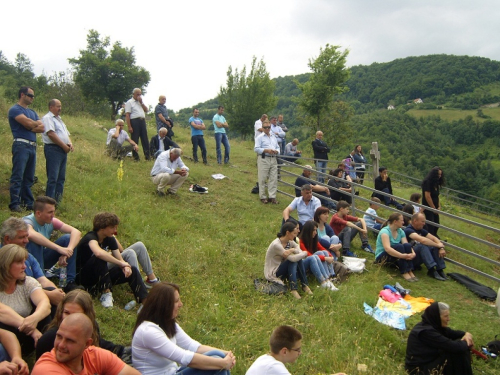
top-left (125, 88), bottom-right (150, 161)
top-left (8, 86), bottom-right (45, 213)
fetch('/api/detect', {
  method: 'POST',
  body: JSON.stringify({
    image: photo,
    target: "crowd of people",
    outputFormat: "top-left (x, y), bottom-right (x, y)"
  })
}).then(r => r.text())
top-left (5, 85), bottom-right (471, 375)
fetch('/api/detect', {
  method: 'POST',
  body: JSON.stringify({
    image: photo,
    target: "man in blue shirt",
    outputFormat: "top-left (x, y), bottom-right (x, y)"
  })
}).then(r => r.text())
top-left (189, 108), bottom-right (207, 164)
top-left (7, 86), bottom-right (45, 212)
top-left (212, 106), bottom-right (230, 164)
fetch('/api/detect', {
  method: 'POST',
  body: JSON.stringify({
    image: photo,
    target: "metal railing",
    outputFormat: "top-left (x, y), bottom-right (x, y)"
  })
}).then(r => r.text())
top-left (277, 157), bottom-right (500, 284)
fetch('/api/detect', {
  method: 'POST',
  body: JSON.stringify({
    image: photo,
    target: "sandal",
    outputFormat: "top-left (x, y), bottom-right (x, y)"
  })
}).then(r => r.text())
top-left (269, 198), bottom-right (279, 204)
top-left (260, 199), bottom-right (268, 204)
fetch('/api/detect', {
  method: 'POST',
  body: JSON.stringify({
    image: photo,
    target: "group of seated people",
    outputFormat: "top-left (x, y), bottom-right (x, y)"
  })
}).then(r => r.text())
top-left (106, 119), bottom-right (179, 160)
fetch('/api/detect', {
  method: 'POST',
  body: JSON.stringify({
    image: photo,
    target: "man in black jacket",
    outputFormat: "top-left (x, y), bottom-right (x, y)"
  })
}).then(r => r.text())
top-left (311, 131), bottom-right (330, 183)
top-left (149, 127), bottom-right (179, 159)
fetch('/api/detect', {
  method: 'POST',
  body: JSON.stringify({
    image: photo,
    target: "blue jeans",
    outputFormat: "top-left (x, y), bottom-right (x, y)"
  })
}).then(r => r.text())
top-left (44, 144), bottom-right (67, 202)
top-left (191, 135), bottom-right (207, 162)
top-left (412, 243), bottom-right (446, 271)
top-left (0, 344), bottom-right (9, 361)
top-left (375, 243), bottom-right (414, 274)
top-left (315, 250), bottom-right (335, 277)
top-left (214, 133), bottom-right (230, 164)
top-left (26, 234), bottom-right (77, 282)
top-left (176, 350), bottom-right (230, 375)
top-left (319, 235), bottom-right (340, 258)
top-left (303, 255), bottom-right (329, 283)
top-left (315, 160), bottom-right (328, 183)
top-left (9, 141), bottom-right (36, 210)
top-left (275, 259), bottom-right (308, 290)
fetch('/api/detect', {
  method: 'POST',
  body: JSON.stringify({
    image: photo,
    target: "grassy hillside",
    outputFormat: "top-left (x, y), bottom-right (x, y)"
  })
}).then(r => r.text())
top-left (408, 107), bottom-right (500, 122)
top-left (1, 107), bottom-right (499, 374)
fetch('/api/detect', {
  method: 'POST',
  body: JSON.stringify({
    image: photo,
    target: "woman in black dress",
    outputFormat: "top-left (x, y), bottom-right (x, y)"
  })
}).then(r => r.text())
top-left (405, 301), bottom-right (473, 375)
top-left (421, 167), bottom-right (444, 237)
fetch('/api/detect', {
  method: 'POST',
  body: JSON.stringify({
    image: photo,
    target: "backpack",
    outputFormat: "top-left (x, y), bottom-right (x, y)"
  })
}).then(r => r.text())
top-left (487, 335), bottom-right (500, 355)
top-left (251, 182), bottom-right (259, 194)
top-left (448, 273), bottom-right (498, 301)
top-left (254, 279), bottom-right (288, 295)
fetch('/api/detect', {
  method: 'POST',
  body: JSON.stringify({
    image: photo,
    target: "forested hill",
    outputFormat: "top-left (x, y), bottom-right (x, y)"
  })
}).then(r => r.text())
top-left (342, 54), bottom-right (500, 111)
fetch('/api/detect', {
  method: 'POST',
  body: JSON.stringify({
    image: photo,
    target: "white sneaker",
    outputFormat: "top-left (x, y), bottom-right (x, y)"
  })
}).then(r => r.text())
top-left (100, 292), bottom-right (114, 308)
top-left (321, 282), bottom-right (331, 289)
top-left (329, 282), bottom-right (339, 291)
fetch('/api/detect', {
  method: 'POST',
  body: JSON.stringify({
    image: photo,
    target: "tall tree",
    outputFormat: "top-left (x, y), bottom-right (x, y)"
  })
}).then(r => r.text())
top-left (69, 30), bottom-right (150, 118)
top-left (297, 44), bottom-right (351, 131)
top-left (218, 56), bottom-right (277, 138)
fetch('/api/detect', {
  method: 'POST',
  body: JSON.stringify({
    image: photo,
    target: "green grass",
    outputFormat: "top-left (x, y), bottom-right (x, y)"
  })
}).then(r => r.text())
top-left (1, 110), bottom-right (500, 374)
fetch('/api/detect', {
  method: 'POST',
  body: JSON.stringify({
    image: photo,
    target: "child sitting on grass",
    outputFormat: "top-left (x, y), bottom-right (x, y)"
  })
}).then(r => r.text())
top-left (363, 197), bottom-right (385, 231)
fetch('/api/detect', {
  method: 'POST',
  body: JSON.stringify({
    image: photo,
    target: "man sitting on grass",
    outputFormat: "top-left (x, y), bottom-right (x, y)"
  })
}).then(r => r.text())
top-left (330, 200), bottom-right (373, 256)
top-left (105, 119), bottom-right (138, 160)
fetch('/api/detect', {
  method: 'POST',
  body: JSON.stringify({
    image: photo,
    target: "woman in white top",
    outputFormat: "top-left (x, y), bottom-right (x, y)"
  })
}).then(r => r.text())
top-left (0, 244), bottom-right (51, 355)
top-left (132, 282), bottom-right (235, 375)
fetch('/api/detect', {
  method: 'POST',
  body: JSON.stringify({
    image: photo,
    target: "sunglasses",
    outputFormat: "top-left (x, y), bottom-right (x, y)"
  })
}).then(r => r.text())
top-left (263, 126), bottom-right (271, 129)
top-left (25, 93), bottom-right (35, 98)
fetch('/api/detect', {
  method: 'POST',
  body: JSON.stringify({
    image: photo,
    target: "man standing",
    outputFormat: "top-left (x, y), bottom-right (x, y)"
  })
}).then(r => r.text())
top-left (254, 114), bottom-right (268, 139)
top-left (1, 217), bottom-right (66, 307)
top-left (154, 95), bottom-right (174, 137)
top-left (189, 108), bottom-right (207, 164)
top-left (151, 148), bottom-right (189, 196)
top-left (8, 86), bottom-right (45, 212)
top-left (311, 131), bottom-right (330, 183)
top-left (270, 117), bottom-right (286, 155)
top-left (213, 106), bottom-right (230, 165)
top-left (106, 119), bottom-right (139, 159)
top-left (125, 88), bottom-right (150, 161)
top-left (404, 212), bottom-right (447, 281)
top-left (149, 127), bottom-right (179, 159)
top-left (32, 313), bottom-right (139, 375)
top-left (254, 120), bottom-right (280, 204)
top-left (24, 196), bottom-right (81, 292)
top-left (277, 114), bottom-right (288, 155)
top-left (283, 185), bottom-right (321, 227)
top-left (41, 99), bottom-right (73, 203)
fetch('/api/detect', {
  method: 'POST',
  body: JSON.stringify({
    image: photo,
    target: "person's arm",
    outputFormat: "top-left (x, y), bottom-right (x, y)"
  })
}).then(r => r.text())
top-left (188, 351), bottom-right (235, 371)
top-left (88, 240), bottom-right (129, 268)
top-left (380, 233), bottom-right (413, 260)
top-left (408, 232), bottom-right (443, 249)
top-left (424, 191), bottom-right (437, 210)
top-left (37, 276), bottom-right (65, 305)
top-left (47, 131), bottom-right (71, 153)
top-left (190, 120), bottom-right (206, 130)
top-left (0, 329), bottom-right (29, 375)
top-left (18, 288), bottom-right (51, 335)
top-left (58, 223), bottom-right (81, 252)
top-left (0, 303), bottom-right (26, 330)
top-left (418, 328), bottom-right (470, 353)
top-left (26, 225), bottom-right (73, 258)
top-left (14, 114), bottom-right (44, 133)
top-left (112, 126), bottom-right (121, 139)
top-left (282, 206), bottom-right (293, 221)
top-left (117, 365), bottom-right (141, 375)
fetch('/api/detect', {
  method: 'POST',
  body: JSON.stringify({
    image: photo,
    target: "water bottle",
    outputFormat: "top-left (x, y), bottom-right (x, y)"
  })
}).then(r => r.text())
top-left (124, 300), bottom-right (137, 311)
top-left (59, 266), bottom-right (67, 288)
top-left (46, 263), bottom-right (60, 278)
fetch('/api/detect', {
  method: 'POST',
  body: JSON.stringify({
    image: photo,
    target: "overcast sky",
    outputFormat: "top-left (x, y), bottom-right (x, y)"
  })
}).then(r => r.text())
top-left (2, 0), bottom-right (500, 112)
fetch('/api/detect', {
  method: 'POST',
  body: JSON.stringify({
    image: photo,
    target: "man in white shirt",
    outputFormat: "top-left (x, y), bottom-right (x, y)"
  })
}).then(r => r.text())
top-left (254, 120), bottom-right (280, 204)
top-left (41, 99), bottom-right (73, 203)
top-left (125, 88), bottom-right (150, 161)
top-left (150, 148), bottom-right (189, 196)
top-left (106, 120), bottom-right (138, 159)
top-left (254, 114), bottom-right (268, 139)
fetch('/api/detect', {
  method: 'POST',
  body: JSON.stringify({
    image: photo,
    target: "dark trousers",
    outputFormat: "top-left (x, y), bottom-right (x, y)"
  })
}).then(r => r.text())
top-left (79, 256), bottom-right (148, 303)
top-left (424, 209), bottom-right (440, 237)
top-left (9, 141), bottom-right (36, 210)
top-left (44, 144), bottom-right (67, 202)
top-left (0, 314), bottom-right (51, 356)
top-left (130, 118), bottom-right (150, 160)
top-left (376, 243), bottom-right (414, 274)
top-left (405, 350), bottom-right (472, 375)
top-left (191, 135), bottom-right (207, 162)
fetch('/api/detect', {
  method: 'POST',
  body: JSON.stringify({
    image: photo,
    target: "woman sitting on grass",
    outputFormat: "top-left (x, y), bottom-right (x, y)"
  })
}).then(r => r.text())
top-left (36, 289), bottom-right (130, 362)
top-left (405, 301), bottom-right (473, 375)
top-left (264, 221), bottom-right (312, 299)
top-left (0, 244), bottom-right (51, 355)
top-left (132, 282), bottom-right (236, 374)
top-left (299, 221), bottom-right (338, 291)
top-left (375, 213), bottom-right (417, 282)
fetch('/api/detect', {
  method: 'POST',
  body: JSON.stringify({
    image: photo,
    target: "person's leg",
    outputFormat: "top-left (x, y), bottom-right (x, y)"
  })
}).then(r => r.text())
top-left (0, 344), bottom-right (10, 362)
top-left (9, 142), bottom-right (33, 210)
top-left (353, 221), bottom-right (369, 245)
top-left (165, 137), bottom-right (179, 149)
top-left (80, 257), bottom-right (111, 295)
top-left (267, 159), bottom-right (278, 199)
top-left (191, 136), bottom-right (199, 162)
top-left (392, 243), bottom-right (414, 274)
top-left (222, 134), bottom-right (230, 164)
top-left (117, 248), bottom-right (139, 271)
top-left (276, 259), bottom-right (298, 290)
top-left (199, 136), bottom-right (207, 163)
top-left (430, 247), bottom-right (446, 271)
top-left (44, 145), bottom-right (58, 200)
top-left (125, 242), bottom-right (155, 278)
top-left (214, 133), bottom-right (222, 164)
top-left (379, 188), bottom-right (392, 206)
top-left (317, 250), bottom-right (335, 276)
top-left (412, 244), bottom-right (437, 270)
top-left (153, 173), bottom-right (173, 193)
top-left (338, 227), bottom-right (353, 254)
top-left (109, 266), bottom-right (148, 303)
top-left (130, 119), bottom-right (141, 161)
top-left (139, 120), bottom-right (150, 160)
top-left (169, 172), bottom-right (189, 193)
top-left (257, 157), bottom-right (270, 200)
top-left (26, 242), bottom-right (45, 271)
top-left (176, 350), bottom-right (229, 375)
top-left (303, 256), bottom-right (327, 284)
top-left (55, 150), bottom-right (67, 203)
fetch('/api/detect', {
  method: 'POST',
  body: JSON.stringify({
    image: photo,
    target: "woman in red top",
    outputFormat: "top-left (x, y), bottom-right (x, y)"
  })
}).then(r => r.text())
top-left (299, 221), bottom-right (338, 291)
